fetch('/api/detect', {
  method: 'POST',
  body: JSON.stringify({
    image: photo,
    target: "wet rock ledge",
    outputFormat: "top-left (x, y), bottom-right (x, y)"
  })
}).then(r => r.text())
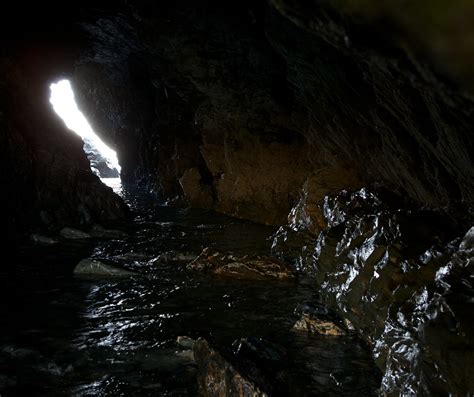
top-left (274, 187), bottom-right (474, 395)
top-left (187, 248), bottom-right (296, 281)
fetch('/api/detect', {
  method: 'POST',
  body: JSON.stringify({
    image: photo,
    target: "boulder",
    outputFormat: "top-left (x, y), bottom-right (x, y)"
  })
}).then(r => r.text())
top-left (74, 258), bottom-right (137, 277)
top-left (30, 234), bottom-right (59, 245)
top-left (149, 251), bottom-right (199, 265)
top-left (177, 336), bottom-right (196, 350)
top-left (292, 303), bottom-right (347, 336)
top-left (187, 248), bottom-right (296, 281)
top-left (90, 224), bottom-right (129, 239)
top-left (59, 227), bottom-right (91, 240)
top-left (293, 314), bottom-right (346, 336)
top-left (193, 338), bottom-right (268, 397)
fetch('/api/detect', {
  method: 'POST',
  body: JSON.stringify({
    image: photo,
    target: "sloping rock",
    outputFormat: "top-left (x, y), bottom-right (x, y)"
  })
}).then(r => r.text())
top-left (30, 234), bottom-right (59, 246)
top-left (187, 248), bottom-right (296, 281)
top-left (292, 303), bottom-right (347, 336)
top-left (74, 258), bottom-right (137, 277)
top-left (177, 336), bottom-right (196, 350)
top-left (288, 167), bottom-right (363, 235)
top-left (193, 338), bottom-right (268, 397)
top-left (90, 224), bottom-right (129, 239)
top-left (303, 188), bottom-right (473, 395)
top-left (59, 227), bottom-right (91, 239)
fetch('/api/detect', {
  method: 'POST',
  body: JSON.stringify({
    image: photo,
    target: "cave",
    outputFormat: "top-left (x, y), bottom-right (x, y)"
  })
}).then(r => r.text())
top-left (1, 1), bottom-right (473, 395)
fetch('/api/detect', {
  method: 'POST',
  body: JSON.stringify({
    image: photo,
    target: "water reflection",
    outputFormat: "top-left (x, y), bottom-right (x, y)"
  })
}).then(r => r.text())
top-left (0, 184), bottom-right (381, 396)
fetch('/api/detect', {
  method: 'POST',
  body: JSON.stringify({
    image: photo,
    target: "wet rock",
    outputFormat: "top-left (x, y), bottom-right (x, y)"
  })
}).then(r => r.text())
top-left (459, 226), bottom-right (474, 251)
top-left (187, 248), bottom-right (296, 281)
top-left (59, 227), bottom-right (91, 240)
top-left (30, 234), bottom-right (59, 246)
top-left (193, 338), bottom-right (268, 397)
top-left (301, 187), bottom-right (473, 395)
top-left (150, 251), bottom-right (199, 265)
top-left (199, 128), bottom-right (311, 225)
top-left (288, 168), bottom-right (363, 235)
top-left (292, 303), bottom-right (346, 336)
top-left (114, 252), bottom-right (154, 262)
top-left (271, 226), bottom-right (316, 272)
top-left (231, 337), bottom-right (288, 393)
top-left (179, 168), bottom-right (214, 209)
top-left (74, 258), bottom-right (137, 277)
top-left (177, 336), bottom-right (196, 350)
top-left (90, 224), bottom-right (129, 239)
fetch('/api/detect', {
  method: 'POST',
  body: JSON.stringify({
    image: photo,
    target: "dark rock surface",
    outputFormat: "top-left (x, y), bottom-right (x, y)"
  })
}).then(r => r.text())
top-left (274, 188), bottom-right (474, 395)
top-left (187, 248), bottom-right (296, 281)
top-left (292, 303), bottom-right (347, 336)
top-left (0, 54), bottom-right (129, 243)
top-left (29, 234), bottom-right (59, 246)
top-left (2, 0), bottom-right (473, 230)
top-left (1, 1), bottom-right (473, 394)
top-left (68, 0), bottom-right (473, 227)
top-left (74, 258), bottom-right (137, 277)
top-left (89, 224), bottom-right (129, 239)
top-left (59, 227), bottom-right (92, 240)
top-left (193, 338), bottom-right (270, 397)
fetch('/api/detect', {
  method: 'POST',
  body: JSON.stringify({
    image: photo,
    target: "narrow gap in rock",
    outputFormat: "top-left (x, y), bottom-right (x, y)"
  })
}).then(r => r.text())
top-left (49, 79), bottom-right (121, 179)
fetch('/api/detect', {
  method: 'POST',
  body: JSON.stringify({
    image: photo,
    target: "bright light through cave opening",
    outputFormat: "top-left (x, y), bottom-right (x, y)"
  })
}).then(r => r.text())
top-left (49, 79), bottom-right (121, 177)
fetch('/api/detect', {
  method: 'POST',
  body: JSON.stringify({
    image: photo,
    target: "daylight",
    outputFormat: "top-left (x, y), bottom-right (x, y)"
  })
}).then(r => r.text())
top-left (49, 79), bottom-right (121, 174)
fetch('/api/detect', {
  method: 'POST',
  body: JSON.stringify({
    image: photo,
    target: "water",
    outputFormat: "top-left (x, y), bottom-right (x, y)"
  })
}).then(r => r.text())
top-left (0, 179), bottom-right (381, 396)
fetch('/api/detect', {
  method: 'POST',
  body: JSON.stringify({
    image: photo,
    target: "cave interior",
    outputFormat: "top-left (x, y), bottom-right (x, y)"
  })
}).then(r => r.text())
top-left (1, 1), bottom-right (473, 395)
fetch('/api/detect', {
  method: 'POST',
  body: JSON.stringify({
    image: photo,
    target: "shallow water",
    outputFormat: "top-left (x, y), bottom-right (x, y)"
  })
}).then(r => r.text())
top-left (0, 178), bottom-right (380, 396)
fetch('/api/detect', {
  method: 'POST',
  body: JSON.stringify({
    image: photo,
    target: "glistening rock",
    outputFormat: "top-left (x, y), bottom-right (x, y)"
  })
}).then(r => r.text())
top-left (187, 248), bottom-right (296, 281)
top-left (74, 259), bottom-right (137, 277)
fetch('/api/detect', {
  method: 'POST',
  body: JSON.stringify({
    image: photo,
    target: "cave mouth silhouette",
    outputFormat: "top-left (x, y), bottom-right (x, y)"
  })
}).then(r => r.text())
top-left (49, 79), bottom-right (121, 178)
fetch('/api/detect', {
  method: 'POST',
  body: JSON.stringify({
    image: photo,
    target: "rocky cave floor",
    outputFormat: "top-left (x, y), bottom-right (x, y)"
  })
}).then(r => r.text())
top-left (1, 180), bottom-right (384, 396)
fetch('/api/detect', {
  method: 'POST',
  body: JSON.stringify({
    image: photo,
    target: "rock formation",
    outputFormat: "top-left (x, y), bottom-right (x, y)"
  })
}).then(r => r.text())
top-left (1, 1), bottom-right (473, 394)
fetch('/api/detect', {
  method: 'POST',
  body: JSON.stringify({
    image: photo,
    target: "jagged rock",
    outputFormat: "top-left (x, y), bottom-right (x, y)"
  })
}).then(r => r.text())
top-left (459, 226), bottom-right (474, 251)
top-left (187, 248), bottom-right (296, 281)
top-left (177, 336), bottom-right (196, 350)
top-left (74, 258), bottom-right (137, 277)
top-left (307, 188), bottom-right (473, 395)
top-left (288, 167), bottom-right (363, 235)
top-left (293, 314), bottom-right (346, 336)
top-left (292, 303), bottom-right (347, 336)
top-left (193, 338), bottom-right (268, 397)
top-left (59, 227), bottom-right (91, 239)
top-left (30, 234), bottom-right (59, 245)
top-left (90, 224), bottom-right (128, 239)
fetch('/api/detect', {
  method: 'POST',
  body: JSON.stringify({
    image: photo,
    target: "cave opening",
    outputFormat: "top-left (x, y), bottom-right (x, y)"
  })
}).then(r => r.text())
top-left (49, 79), bottom-right (121, 179)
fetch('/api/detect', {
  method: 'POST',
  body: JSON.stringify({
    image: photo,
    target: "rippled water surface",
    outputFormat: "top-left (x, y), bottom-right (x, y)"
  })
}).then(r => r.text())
top-left (0, 178), bottom-right (380, 396)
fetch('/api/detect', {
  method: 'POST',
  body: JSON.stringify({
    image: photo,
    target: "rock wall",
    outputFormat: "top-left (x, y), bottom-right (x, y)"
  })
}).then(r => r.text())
top-left (273, 188), bottom-right (474, 395)
top-left (71, 0), bottom-right (473, 226)
top-left (0, 50), bottom-right (128, 242)
top-left (1, 1), bottom-right (473, 394)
